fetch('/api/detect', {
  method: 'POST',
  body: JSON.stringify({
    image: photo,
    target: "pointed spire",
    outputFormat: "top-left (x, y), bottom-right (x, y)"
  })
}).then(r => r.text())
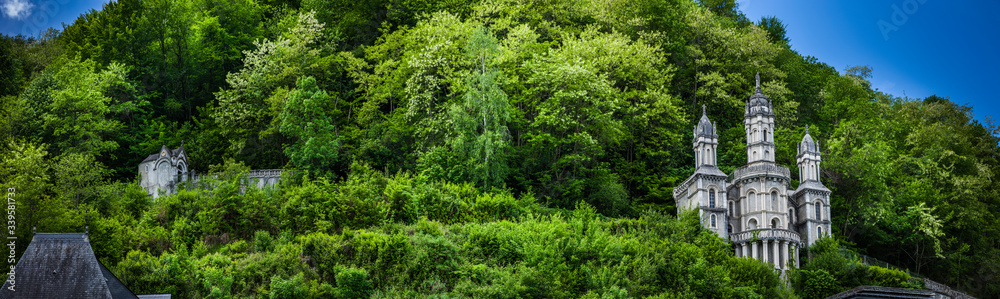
top-left (805, 124), bottom-right (810, 135)
top-left (754, 72), bottom-right (761, 93)
top-left (702, 104), bottom-right (706, 116)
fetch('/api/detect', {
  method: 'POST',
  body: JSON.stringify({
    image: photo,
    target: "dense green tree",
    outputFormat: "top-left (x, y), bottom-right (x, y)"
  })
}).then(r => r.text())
top-left (758, 16), bottom-right (789, 46)
top-left (42, 58), bottom-right (126, 157)
top-left (279, 76), bottom-right (343, 174)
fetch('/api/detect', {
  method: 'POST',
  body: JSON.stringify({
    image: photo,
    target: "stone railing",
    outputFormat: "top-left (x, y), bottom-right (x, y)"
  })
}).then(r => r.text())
top-left (672, 174), bottom-right (698, 198)
top-left (729, 228), bottom-right (801, 244)
top-left (248, 169), bottom-right (284, 189)
top-left (248, 169), bottom-right (283, 178)
top-left (729, 163), bottom-right (790, 182)
top-left (181, 169), bottom-right (286, 193)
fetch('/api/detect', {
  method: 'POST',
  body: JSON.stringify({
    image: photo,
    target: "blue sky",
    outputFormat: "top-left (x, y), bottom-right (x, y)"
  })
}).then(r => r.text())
top-left (741, 0), bottom-right (1000, 124)
top-left (2, 0), bottom-right (998, 124)
top-left (0, 0), bottom-right (108, 37)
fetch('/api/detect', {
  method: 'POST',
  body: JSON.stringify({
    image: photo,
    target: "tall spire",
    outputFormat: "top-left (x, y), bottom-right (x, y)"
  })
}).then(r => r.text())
top-left (755, 72), bottom-right (761, 93)
top-left (702, 104), bottom-right (706, 116)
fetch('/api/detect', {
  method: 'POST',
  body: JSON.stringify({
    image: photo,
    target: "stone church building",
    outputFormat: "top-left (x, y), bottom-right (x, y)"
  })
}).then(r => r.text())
top-left (673, 73), bottom-right (832, 270)
top-left (138, 144), bottom-right (190, 199)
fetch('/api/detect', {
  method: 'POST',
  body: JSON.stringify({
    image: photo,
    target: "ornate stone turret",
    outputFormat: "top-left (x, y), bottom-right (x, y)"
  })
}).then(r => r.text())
top-left (674, 105), bottom-right (729, 239)
top-left (797, 125), bottom-right (822, 182)
top-left (694, 105), bottom-right (719, 168)
top-left (793, 125), bottom-right (831, 247)
top-left (745, 72), bottom-right (776, 164)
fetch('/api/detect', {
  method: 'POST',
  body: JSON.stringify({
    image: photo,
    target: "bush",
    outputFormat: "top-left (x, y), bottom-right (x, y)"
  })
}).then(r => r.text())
top-left (866, 266), bottom-right (910, 288)
top-left (799, 269), bottom-right (839, 299)
top-left (336, 267), bottom-right (372, 298)
top-left (270, 273), bottom-right (309, 299)
top-left (728, 257), bottom-right (781, 297)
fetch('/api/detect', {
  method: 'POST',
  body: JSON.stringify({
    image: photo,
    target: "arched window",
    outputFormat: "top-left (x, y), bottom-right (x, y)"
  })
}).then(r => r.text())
top-left (707, 148), bottom-right (713, 164)
top-left (765, 150), bottom-right (770, 160)
top-left (763, 129), bottom-right (768, 142)
top-left (771, 218), bottom-right (779, 229)
top-left (711, 215), bottom-right (717, 228)
top-left (817, 226), bottom-right (823, 237)
top-left (753, 151), bottom-right (758, 160)
top-left (771, 191), bottom-right (778, 210)
top-left (810, 165), bottom-right (815, 180)
top-left (748, 219), bottom-right (758, 230)
top-left (788, 208), bottom-right (794, 226)
top-left (727, 224), bottom-right (732, 235)
top-left (709, 189), bottom-right (716, 208)
top-left (753, 129), bottom-right (759, 142)
top-left (749, 192), bottom-right (756, 211)
top-left (728, 201), bottom-right (734, 217)
top-left (816, 202), bottom-right (822, 220)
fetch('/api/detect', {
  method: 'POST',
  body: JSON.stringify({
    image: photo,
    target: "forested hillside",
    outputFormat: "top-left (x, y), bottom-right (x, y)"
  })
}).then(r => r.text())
top-left (1, 0), bottom-right (998, 297)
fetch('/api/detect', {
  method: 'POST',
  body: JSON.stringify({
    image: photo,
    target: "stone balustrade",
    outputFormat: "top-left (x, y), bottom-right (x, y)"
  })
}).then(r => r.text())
top-left (729, 228), bottom-right (801, 245)
top-left (248, 169), bottom-right (283, 178)
top-left (729, 163), bottom-right (790, 182)
top-left (672, 174), bottom-right (698, 198)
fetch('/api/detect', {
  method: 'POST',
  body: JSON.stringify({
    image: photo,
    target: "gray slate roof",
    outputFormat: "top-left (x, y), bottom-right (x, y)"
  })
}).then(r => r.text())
top-left (695, 105), bottom-right (717, 139)
top-left (0, 233), bottom-right (139, 299)
top-left (141, 145), bottom-right (186, 163)
top-left (141, 153), bottom-right (160, 163)
top-left (825, 285), bottom-right (935, 299)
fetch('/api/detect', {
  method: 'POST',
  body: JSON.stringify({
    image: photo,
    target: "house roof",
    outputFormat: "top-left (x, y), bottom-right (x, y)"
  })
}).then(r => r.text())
top-left (826, 285), bottom-right (935, 299)
top-left (0, 233), bottom-right (138, 299)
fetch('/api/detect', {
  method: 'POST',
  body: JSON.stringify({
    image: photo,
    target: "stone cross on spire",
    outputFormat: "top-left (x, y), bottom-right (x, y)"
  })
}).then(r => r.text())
top-left (805, 124), bottom-right (809, 135)
top-left (755, 72), bottom-right (761, 93)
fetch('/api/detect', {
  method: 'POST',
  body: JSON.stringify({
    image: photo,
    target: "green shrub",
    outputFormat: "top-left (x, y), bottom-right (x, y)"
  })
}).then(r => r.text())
top-left (866, 266), bottom-right (910, 288)
top-left (270, 273), bottom-right (309, 299)
top-left (254, 230), bottom-right (275, 252)
top-left (799, 269), bottom-right (839, 299)
top-left (336, 267), bottom-right (373, 298)
top-left (728, 257), bottom-right (781, 297)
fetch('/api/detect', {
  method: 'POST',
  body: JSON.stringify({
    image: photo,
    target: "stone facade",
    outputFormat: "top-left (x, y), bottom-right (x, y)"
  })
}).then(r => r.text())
top-left (138, 144), bottom-right (190, 199)
top-left (673, 73), bottom-right (832, 270)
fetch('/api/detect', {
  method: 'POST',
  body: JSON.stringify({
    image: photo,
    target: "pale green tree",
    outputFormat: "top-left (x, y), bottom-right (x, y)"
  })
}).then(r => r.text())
top-left (450, 26), bottom-right (511, 189)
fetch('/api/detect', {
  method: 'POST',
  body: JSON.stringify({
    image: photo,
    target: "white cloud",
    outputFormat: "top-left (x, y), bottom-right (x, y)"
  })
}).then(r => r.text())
top-left (2, 0), bottom-right (34, 20)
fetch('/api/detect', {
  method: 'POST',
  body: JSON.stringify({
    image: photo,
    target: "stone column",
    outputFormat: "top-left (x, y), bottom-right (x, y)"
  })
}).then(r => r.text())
top-left (769, 240), bottom-right (776, 269)
top-left (762, 240), bottom-right (770, 266)
top-left (794, 245), bottom-right (800, 268)
top-left (779, 241), bottom-right (787, 270)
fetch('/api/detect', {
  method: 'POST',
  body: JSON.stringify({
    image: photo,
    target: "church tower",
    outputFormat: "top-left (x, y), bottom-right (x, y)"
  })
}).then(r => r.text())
top-left (793, 126), bottom-right (832, 247)
top-left (745, 73), bottom-right (776, 163)
top-left (673, 106), bottom-right (729, 238)
top-left (695, 105), bottom-right (719, 168)
top-left (676, 73), bottom-right (832, 271)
